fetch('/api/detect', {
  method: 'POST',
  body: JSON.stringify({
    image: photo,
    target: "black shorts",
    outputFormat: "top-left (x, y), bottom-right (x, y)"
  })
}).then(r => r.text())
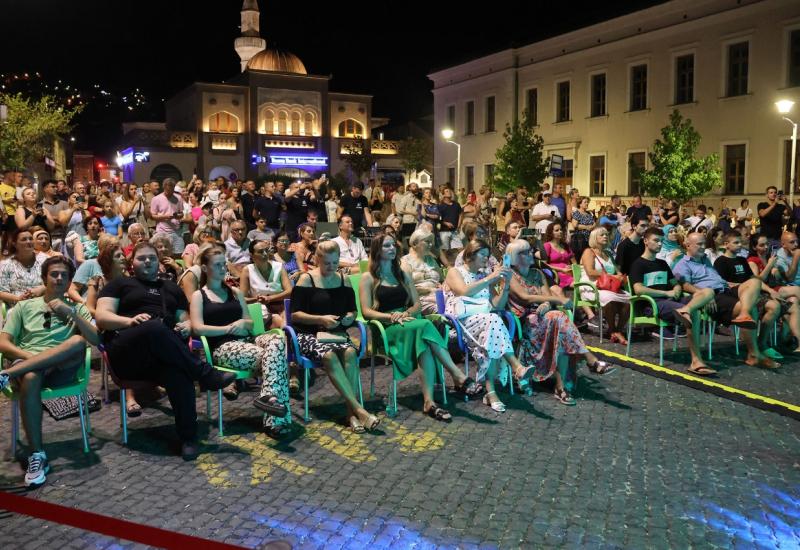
top-left (652, 296), bottom-right (692, 323)
top-left (3, 215), bottom-right (17, 233)
top-left (712, 288), bottom-right (739, 326)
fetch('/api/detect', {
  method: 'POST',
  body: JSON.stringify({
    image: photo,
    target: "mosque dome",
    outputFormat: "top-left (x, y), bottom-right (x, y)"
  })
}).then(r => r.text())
top-left (246, 49), bottom-right (307, 75)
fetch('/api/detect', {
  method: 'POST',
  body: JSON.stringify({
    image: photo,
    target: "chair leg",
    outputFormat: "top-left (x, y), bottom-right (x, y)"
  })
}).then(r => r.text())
top-left (77, 393), bottom-right (89, 453)
top-left (120, 388), bottom-right (128, 445)
top-left (626, 321), bottom-right (632, 357)
top-left (598, 308), bottom-right (604, 343)
top-left (439, 363), bottom-right (447, 405)
top-left (84, 391), bottom-right (92, 434)
top-left (507, 362), bottom-right (514, 396)
top-left (659, 326), bottom-right (664, 366)
top-left (369, 355), bottom-right (375, 399)
top-left (356, 371), bottom-right (364, 408)
top-left (303, 369), bottom-right (310, 422)
top-left (707, 322), bottom-right (715, 360)
top-left (386, 380), bottom-right (398, 417)
top-left (101, 360), bottom-right (110, 404)
top-left (673, 324), bottom-right (678, 352)
top-left (218, 389), bottom-right (224, 437)
top-left (11, 401), bottom-right (18, 459)
top-left (734, 326), bottom-right (740, 355)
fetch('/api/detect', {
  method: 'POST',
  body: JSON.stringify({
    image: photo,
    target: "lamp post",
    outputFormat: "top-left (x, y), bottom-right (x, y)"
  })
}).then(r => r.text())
top-left (777, 100), bottom-right (797, 209)
top-left (441, 128), bottom-right (461, 192)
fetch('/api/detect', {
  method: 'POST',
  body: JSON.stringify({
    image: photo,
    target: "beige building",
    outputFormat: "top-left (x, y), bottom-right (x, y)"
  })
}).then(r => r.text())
top-left (429, 0), bottom-right (800, 208)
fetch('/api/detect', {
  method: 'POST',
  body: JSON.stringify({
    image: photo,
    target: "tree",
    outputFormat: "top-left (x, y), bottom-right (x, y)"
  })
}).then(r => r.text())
top-left (491, 110), bottom-right (549, 194)
top-left (639, 109), bottom-right (721, 204)
top-left (342, 137), bottom-right (374, 181)
top-left (398, 137), bottom-right (431, 175)
top-left (0, 93), bottom-right (82, 171)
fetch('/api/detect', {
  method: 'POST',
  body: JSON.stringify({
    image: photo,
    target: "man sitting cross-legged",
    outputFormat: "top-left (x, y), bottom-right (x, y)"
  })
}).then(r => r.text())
top-left (714, 231), bottom-right (800, 360)
top-left (0, 256), bottom-right (100, 487)
top-left (673, 232), bottom-right (779, 369)
top-left (629, 228), bottom-right (715, 375)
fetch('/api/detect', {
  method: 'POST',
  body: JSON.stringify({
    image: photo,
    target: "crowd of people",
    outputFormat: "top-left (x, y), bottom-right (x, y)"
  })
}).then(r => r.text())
top-left (0, 168), bottom-right (794, 489)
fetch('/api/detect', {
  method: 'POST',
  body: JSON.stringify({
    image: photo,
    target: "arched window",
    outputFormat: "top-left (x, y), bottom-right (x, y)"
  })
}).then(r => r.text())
top-left (263, 109), bottom-right (275, 134)
top-left (291, 112), bottom-right (300, 135)
top-left (207, 111), bottom-right (239, 133)
top-left (304, 112), bottom-right (315, 136)
top-left (338, 119), bottom-right (363, 138)
top-left (150, 164), bottom-right (183, 183)
top-left (277, 111), bottom-right (288, 135)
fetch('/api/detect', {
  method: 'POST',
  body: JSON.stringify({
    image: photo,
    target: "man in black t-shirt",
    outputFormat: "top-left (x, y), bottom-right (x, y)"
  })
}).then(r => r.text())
top-left (254, 181), bottom-right (282, 232)
top-left (625, 195), bottom-right (653, 224)
top-left (615, 214), bottom-right (647, 275)
top-left (629, 227), bottom-right (714, 374)
top-left (284, 181), bottom-right (319, 241)
top-left (437, 187), bottom-right (462, 253)
top-left (337, 182), bottom-right (373, 229)
top-left (758, 186), bottom-right (790, 243)
top-left (241, 180), bottom-right (257, 230)
top-left (95, 242), bottom-right (235, 460)
top-left (714, 231), bottom-right (788, 361)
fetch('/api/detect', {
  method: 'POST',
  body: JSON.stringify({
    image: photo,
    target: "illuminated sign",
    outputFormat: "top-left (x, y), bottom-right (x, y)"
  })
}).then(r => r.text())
top-left (116, 149), bottom-right (134, 166)
top-left (269, 155), bottom-right (328, 166)
top-left (134, 151), bottom-right (150, 162)
top-left (251, 154), bottom-right (268, 165)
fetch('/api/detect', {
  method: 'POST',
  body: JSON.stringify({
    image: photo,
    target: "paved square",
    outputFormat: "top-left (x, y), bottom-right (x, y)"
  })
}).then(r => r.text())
top-left (1, 337), bottom-right (798, 549)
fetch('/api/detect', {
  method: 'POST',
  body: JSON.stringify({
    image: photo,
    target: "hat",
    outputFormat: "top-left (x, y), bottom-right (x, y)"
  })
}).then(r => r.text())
top-left (542, 190), bottom-right (552, 196)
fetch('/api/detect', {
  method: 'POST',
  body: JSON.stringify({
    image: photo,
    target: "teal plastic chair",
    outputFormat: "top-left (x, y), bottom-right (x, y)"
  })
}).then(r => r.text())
top-left (625, 279), bottom-right (679, 366)
top-left (572, 264), bottom-right (603, 343)
top-left (2, 347), bottom-right (93, 456)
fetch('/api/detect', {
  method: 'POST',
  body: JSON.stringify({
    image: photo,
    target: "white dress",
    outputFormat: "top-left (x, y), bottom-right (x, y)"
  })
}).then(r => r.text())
top-left (444, 266), bottom-right (514, 383)
top-left (579, 253), bottom-right (630, 306)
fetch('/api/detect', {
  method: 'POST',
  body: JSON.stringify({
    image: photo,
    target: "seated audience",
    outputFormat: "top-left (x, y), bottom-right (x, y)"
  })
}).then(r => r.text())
top-left (224, 220), bottom-right (251, 279)
top-left (332, 215), bottom-right (367, 273)
top-left (181, 225), bottom-right (216, 268)
top-left (150, 234), bottom-right (184, 282)
top-left (239, 239), bottom-right (291, 329)
top-left (68, 234), bottom-right (118, 305)
top-left (32, 227), bottom-right (60, 262)
top-left (615, 215), bottom-right (647, 276)
top-left (122, 223), bottom-right (147, 258)
top-left (656, 225), bottom-right (684, 268)
top-left (291, 222), bottom-right (317, 272)
top-left (400, 229), bottom-right (444, 316)
top-left (74, 216), bottom-right (102, 264)
top-left (273, 231), bottom-right (302, 281)
top-left (0, 230), bottom-right (45, 306)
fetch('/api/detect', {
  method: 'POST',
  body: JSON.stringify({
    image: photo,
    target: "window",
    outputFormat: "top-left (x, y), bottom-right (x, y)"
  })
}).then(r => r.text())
top-left (589, 155), bottom-right (605, 196)
top-left (465, 166), bottom-right (475, 191)
top-left (789, 29), bottom-right (800, 88)
top-left (591, 73), bottom-right (606, 117)
top-left (278, 111), bottom-right (287, 135)
top-left (484, 164), bottom-right (495, 184)
top-left (556, 81), bottom-right (570, 122)
top-left (628, 152), bottom-right (646, 195)
top-left (208, 112), bottom-right (239, 133)
top-left (727, 42), bottom-right (749, 97)
top-left (630, 65), bottom-right (648, 111)
top-left (465, 101), bottom-right (475, 135)
top-left (485, 96), bottom-right (496, 132)
top-left (675, 54), bottom-right (695, 104)
top-left (526, 88), bottom-right (538, 126)
top-left (562, 159), bottom-right (574, 179)
top-left (724, 144), bottom-right (746, 194)
top-left (338, 119), bottom-right (364, 137)
top-left (263, 109), bottom-right (275, 134)
top-left (447, 167), bottom-right (456, 187)
top-left (304, 112), bottom-right (315, 135)
top-left (446, 105), bottom-right (456, 132)
top-left (291, 112), bottom-right (300, 135)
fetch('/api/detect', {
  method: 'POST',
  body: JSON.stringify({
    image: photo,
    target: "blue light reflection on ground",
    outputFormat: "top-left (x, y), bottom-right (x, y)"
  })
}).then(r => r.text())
top-left (687, 484), bottom-right (800, 549)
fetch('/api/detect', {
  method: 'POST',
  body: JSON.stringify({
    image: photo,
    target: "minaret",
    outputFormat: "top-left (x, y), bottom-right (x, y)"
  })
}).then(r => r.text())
top-left (235, 0), bottom-right (266, 72)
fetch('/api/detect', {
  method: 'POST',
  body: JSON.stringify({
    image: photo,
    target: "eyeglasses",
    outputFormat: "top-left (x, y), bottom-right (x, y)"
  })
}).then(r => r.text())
top-left (43, 311), bottom-right (52, 329)
top-left (276, 239), bottom-right (290, 244)
top-left (253, 248), bottom-right (271, 255)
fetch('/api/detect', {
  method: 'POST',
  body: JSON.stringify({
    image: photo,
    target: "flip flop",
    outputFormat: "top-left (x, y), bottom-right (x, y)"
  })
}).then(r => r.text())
top-left (745, 357), bottom-right (781, 369)
top-left (253, 394), bottom-right (288, 416)
top-left (674, 309), bottom-right (693, 327)
top-left (126, 402), bottom-right (143, 417)
top-left (731, 315), bottom-right (757, 330)
top-left (687, 365), bottom-right (717, 376)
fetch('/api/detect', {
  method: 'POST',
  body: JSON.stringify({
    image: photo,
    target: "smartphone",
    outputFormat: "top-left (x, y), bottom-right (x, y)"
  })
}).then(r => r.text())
top-left (76, 196), bottom-right (85, 203)
top-left (502, 254), bottom-right (511, 268)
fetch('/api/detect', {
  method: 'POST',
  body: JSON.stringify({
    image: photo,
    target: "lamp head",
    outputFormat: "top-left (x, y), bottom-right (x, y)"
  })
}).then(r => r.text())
top-left (776, 100), bottom-right (795, 114)
top-left (441, 128), bottom-right (454, 140)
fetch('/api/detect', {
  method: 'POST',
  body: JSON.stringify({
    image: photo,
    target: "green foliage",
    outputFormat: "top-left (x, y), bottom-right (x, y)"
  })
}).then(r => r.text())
top-left (398, 137), bottom-right (431, 174)
top-left (343, 137), bottom-right (374, 180)
top-left (0, 93), bottom-right (82, 171)
top-left (491, 110), bottom-right (549, 194)
top-left (639, 109), bottom-right (721, 204)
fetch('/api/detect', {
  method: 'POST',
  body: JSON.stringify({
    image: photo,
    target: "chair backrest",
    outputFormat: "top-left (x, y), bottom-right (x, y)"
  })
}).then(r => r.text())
top-left (571, 263), bottom-right (582, 283)
top-left (283, 298), bottom-right (292, 327)
top-left (435, 289), bottom-right (446, 315)
top-left (358, 259), bottom-right (369, 273)
top-left (349, 273), bottom-right (365, 319)
top-left (248, 302), bottom-right (266, 335)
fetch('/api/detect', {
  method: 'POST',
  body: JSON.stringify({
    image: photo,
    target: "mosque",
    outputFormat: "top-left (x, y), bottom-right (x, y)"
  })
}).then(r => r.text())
top-left (117, 0), bottom-right (400, 184)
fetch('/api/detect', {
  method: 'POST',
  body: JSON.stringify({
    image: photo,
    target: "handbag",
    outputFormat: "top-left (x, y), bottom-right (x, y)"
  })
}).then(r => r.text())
top-left (592, 250), bottom-right (625, 293)
top-left (316, 331), bottom-right (347, 344)
top-left (43, 393), bottom-right (101, 420)
top-left (446, 295), bottom-right (492, 319)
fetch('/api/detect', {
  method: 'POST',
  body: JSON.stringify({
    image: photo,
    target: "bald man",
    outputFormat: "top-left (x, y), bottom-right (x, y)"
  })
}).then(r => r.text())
top-left (673, 232), bottom-right (779, 369)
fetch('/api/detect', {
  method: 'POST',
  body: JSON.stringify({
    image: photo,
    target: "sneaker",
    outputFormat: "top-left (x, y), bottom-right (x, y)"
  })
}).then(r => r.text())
top-left (24, 451), bottom-right (49, 487)
top-left (763, 348), bottom-right (784, 361)
top-left (653, 328), bottom-right (676, 340)
top-left (0, 372), bottom-right (9, 392)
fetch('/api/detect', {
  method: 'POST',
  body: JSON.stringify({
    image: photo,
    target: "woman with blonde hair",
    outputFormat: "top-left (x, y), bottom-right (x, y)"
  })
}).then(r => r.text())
top-left (579, 227), bottom-right (631, 344)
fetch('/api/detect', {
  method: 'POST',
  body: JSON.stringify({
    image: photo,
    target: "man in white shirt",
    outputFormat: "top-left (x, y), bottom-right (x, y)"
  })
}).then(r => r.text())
top-left (333, 215), bottom-right (367, 272)
top-left (530, 191), bottom-right (561, 234)
top-left (684, 205), bottom-right (714, 233)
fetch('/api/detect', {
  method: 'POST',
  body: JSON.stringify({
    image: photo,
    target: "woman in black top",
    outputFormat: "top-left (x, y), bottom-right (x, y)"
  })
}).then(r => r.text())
top-left (189, 246), bottom-right (291, 439)
top-left (96, 241), bottom-right (235, 460)
top-left (290, 240), bottom-right (378, 433)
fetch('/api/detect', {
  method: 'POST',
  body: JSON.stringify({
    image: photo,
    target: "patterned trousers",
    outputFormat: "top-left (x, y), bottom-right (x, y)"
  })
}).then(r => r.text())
top-left (212, 333), bottom-right (290, 428)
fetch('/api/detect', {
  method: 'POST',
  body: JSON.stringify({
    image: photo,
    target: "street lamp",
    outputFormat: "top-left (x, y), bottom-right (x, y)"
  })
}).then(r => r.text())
top-left (777, 100), bottom-right (798, 209)
top-left (441, 128), bottom-right (461, 192)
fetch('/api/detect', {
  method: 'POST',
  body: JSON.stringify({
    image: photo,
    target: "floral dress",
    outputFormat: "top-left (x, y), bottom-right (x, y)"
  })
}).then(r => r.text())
top-left (401, 253), bottom-right (442, 315)
top-left (509, 271), bottom-right (588, 382)
top-left (444, 266), bottom-right (514, 383)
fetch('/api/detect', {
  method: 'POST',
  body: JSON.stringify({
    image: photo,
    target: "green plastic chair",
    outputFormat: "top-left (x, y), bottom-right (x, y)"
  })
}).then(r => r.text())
top-left (571, 264), bottom-right (603, 343)
top-left (197, 302), bottom-right (287, 436)
top-left (625, 279), bottom-right (679, 366)
top-left (349, 273), bottom-right (446, 416)
top-left (2, 347), bottom-right (93, 456)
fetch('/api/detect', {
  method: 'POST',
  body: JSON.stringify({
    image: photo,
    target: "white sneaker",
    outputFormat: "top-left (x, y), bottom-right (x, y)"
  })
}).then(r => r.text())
top-left (25, 451), bottom-right (49, 488)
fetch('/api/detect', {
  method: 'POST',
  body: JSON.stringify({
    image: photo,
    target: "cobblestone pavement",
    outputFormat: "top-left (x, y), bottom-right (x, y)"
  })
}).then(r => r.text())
top-left (0, 348), bottom-right (798, 549)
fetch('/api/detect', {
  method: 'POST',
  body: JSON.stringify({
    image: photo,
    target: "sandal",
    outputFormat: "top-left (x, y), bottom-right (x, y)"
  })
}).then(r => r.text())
top-left (253, 394), bottom-right (288, 416)
top-left (609, 333), bottom-right (628, 345)
top-left (222, 382), bottom-right (239, 401)
top-left (264, 424), bottom-right (291, 440)
top-left (357, 411), bottom-right (381, 431)
top-left (745, 357), bottom-right (781, 370)
top-left (349, 416), bottom-right (365, 434)
top-left (424, 404), bottom-right (452, 423)
top-left (513, 365), bottom-right (535, 382)
top-left (126, 402), bottom-right (142, 417)
top-left (687, 364), bottom-right (717, 376)
top-left (674, 309), bottom-right (693, 328)
top-left (554, 387), bottom-right (576, 406)
top-left (517, 378), bottom-right (534, 397)
top-left (455, 376), bottom-right (484, 398)
top-left (288, 377), bottom-right (301, 398)
top-left (588, 360), bottom-right (617, 375)
top-left (482, 391), bottom-right (506, 413)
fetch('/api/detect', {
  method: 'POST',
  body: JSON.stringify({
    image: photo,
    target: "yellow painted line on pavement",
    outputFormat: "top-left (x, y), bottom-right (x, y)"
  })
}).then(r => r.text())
top-left (587, 345), bottom-right (800, 415)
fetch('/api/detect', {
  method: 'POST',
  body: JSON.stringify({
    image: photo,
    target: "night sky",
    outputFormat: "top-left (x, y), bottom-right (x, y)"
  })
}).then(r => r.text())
top-left (2, 0), bottom-right (665, 157)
